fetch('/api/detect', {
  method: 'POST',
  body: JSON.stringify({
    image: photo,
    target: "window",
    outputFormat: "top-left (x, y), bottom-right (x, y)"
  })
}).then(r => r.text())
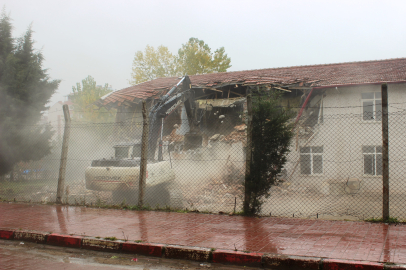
top-left (363, 146), bottom-right (382, 176)
top-left (300, 146), bottom-right (323, 175)
top-left (115, 146), bottom-right (129, 159)
top-left (132, 144), bottom-right (142, 158)
top-left (362, 92), bottom-right (381, 121)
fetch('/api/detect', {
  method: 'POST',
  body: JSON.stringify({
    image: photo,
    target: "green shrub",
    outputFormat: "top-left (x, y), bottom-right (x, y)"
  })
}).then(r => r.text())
top-left (244, 91), bottom-right (294, 215)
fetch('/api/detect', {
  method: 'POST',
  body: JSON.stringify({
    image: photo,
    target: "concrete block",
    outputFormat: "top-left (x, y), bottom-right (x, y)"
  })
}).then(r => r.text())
top-left (47, 234), bottom-right (82, 248)
top-left (323, 259), bottom-right (384, 270)
top-left (212, 249), bottom-right (262, 267)
top-left (0, 230), bottom-right (14, 240)
top-left (164, 245), bottom-right (211, 262)
top-left (14, 231), bottom-right (47, 244)
top-left (82, 238), bottom-right (121, 251)
top-left (122, 242), bottom-right (164, 257)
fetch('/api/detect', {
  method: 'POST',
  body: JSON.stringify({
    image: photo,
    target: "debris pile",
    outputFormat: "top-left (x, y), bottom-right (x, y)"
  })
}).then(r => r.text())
top-left (221, 124), bottom-right (247, 144)
top-left (184, 157), bottom-right (244, 211)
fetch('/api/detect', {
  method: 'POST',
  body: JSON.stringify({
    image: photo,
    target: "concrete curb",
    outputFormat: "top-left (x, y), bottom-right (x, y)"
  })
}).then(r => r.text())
top-left (0, 230), bottom-right (14, 240)
top-left (212, 249), bottom-right (263, 267)
top-left (47, 233), bottom-right (82, 248)
top-left (385, 265), bottom-right (406, 269)
top-left (14, 231), bottom-right (47, 244)
top-left (323, 259), bottom-right (384, 270)
top-left (164, 245), bottom-right (211, 262)
top-left (0, 229), bottom-right (400, 269)
top-left (122, 242), bottom-right (164, 257)
top-left (262, 254), bottom-right (321, 269)
top-left (82, 238), bottom-right (122, 251)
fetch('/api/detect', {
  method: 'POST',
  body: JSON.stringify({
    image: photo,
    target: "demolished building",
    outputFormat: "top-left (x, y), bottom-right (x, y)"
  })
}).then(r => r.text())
top-left (96, 58), bottom-right (406, 194)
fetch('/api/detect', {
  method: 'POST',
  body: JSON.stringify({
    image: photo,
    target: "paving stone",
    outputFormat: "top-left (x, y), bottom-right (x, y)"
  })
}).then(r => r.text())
top-left (2, 202), bottom-right (406, 266)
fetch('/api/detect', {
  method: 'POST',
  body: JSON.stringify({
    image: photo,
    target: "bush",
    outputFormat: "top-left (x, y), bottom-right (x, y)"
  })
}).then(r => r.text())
top-left (243, 91), bottom-right (294, 215)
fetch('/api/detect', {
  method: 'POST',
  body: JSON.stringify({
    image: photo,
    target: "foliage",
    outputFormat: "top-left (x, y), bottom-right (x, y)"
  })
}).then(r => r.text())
top-left (365, 216), bottom-right (401, 224)
top-left (71, 75), bottom-right (115, 122)
top-left (129, 37), bottom-right (231, 85)
top-left (129, 45), bottom-right (177, 85)
top-left (243, 91), bottom-right (294, 215)
top-left (0, 9), bottom-right (60, 176)
top-left (176, 37), bottom-right (231, 75)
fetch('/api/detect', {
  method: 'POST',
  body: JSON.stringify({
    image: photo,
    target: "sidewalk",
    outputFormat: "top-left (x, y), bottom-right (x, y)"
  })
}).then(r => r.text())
top-left (1, 202), bottom-right (405, 269)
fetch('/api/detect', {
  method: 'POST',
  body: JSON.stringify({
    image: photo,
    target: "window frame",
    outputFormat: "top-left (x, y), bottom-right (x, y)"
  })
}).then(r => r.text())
top-left (300, 146), bottom-right (324, 175)
top-left (362, 145), bottom-right (382, 176)
top-left (361, 92), bottom-right (382, 122)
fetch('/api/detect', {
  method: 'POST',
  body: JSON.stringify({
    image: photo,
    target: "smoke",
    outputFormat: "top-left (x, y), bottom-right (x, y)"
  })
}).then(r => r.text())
top-left (177, 106), bottom-right (190, 135)
top-left (169, 140), bottom-right (245, 211)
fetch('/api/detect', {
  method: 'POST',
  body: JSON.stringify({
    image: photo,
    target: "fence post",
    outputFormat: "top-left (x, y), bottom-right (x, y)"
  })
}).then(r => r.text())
top-left (243, 94), bottom-right (252, 213)
top-left (382, 83), bottom-right (389, 220)
top-left (56, 104), bottom-right (71, 204)
top-left (138, 100), bottom-right (149, 207)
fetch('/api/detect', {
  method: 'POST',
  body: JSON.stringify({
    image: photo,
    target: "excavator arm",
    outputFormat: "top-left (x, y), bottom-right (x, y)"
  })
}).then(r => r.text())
top-left (147, 76), bottom-right (202, 161)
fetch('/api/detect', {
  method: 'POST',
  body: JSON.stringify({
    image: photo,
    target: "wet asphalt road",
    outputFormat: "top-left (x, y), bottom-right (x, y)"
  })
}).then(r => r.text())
top-left (0, 239), bottom-right (262, 270)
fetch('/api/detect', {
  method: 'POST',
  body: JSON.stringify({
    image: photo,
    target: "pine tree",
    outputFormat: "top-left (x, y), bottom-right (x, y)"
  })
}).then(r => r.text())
top-left (0, 10), bottom-right (60, 176)
top-left (0, 8), bottom-right (13, 79)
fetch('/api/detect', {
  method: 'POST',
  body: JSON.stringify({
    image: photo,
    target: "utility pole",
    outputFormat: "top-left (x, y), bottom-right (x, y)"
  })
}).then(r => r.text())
top-left (139, 101), bottom-right (149, 207)
top-left (381, 83), bottom-right (389, 220)
top-left (244, 94), bottom-right (252, 213)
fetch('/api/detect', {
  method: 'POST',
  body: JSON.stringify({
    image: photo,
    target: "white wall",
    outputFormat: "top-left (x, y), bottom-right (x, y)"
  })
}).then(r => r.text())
top-left (286, 83), bottom-right (406, 192)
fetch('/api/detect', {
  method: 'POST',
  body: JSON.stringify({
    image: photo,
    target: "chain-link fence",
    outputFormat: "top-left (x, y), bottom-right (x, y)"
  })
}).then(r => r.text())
top-left (2, 99), bottom-right (406, 221)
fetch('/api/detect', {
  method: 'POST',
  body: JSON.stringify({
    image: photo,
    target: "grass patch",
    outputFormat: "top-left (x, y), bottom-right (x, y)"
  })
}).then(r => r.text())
top-left (104, 236), bottom-right (117, 241)
top-left (0, 179), bottom-right (55, 195)
top-left (365, 216), bottom-right (401, 224)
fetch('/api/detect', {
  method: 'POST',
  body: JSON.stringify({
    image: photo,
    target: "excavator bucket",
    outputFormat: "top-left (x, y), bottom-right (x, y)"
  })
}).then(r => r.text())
top-left (183, 132), bottom-right (203, 151)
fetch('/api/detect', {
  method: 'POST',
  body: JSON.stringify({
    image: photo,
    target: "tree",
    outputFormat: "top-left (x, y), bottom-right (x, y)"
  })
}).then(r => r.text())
top-left (129, 38), bottom-right (231, 85)
top-left (176, 37), bottom-right (231, 75)
top-left (244, 90), bottom-right (294, 215)
top-left (129, 45), bottom-right (177, 85)
top-left (0, 8), bottom-right (12, 79)
top-left (0, 10), bottom-right (60, 176)
top-left (71, 75), bottom-right (115, 122)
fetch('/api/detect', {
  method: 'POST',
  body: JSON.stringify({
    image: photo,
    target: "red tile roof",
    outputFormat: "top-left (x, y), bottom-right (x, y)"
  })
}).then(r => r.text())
top-left (100, 58), bottom-right (406, 107)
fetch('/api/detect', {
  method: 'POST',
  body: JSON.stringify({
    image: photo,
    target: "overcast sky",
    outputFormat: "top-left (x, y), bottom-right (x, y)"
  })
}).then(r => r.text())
top-left (3, 0), bottom-right (406, 105)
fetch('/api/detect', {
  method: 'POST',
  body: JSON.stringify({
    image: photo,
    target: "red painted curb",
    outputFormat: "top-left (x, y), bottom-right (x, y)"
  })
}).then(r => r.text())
top-left (212, 249), bottom-right (262, 267)
top-left (122, 242), bottom-right (164, 257)
top-left (262, 254), bottom-right (321, 269)
top-left (14, 231), bottom-right (47, 244)
top-left (164, 245), bottom-right (211, 262)
top-left (0, 230), bottom-right (14, 240)
top-left (323, 259), bottom-right (384, 270)
top-left (47, 234), bottom-right (82, 248)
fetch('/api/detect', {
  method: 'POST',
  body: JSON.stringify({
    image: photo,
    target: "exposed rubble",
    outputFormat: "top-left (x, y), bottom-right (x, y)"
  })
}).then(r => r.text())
top-left (220, 124), bottom-right (247, 144)
top-left (183, 156), bottom-right (244, 212)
